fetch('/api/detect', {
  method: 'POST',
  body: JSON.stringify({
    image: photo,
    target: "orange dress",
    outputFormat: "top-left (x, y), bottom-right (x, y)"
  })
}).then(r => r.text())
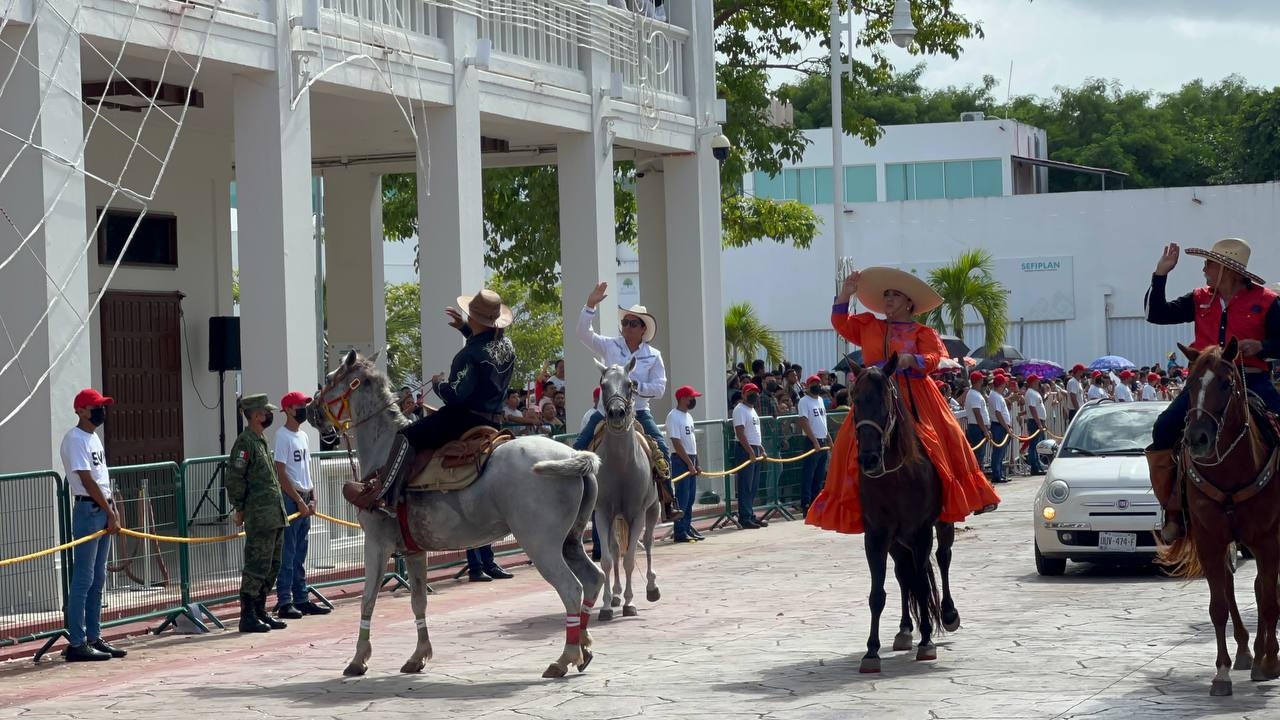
top-left (806, 310), bottom-right (1001, 534)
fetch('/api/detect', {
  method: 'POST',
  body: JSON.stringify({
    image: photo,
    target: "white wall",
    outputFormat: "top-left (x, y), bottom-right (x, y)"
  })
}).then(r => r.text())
top-left (723, 183), bottom-right (1280, 368)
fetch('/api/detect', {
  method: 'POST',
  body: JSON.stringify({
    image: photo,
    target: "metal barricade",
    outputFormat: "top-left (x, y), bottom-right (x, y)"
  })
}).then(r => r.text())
top-left (100, 462), bottom-right (185, 631)
top-left (0, 471), bottom-right (68, 649)
top-left (180, 457), bottom-right (248, 621)
top-left (309, 451), bottom-right (407, 595)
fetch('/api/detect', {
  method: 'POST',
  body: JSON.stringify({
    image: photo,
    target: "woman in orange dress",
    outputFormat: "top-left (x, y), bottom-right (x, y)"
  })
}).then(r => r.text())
top-left (806, 268), bottom-right (1000, 535)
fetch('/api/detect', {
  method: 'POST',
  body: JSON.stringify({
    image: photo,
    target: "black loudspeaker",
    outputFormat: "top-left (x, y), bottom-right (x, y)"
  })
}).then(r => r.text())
top-left (208, 316), bottom-right (242, 372)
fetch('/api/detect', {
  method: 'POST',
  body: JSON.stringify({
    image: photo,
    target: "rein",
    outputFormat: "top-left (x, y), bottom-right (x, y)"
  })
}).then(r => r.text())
top-left (316, 363), bottom-right (431, 484)
top-left (856, 374), bottom-right (906, 478)
top-left (1185, 359), bottom-right (1251, 468)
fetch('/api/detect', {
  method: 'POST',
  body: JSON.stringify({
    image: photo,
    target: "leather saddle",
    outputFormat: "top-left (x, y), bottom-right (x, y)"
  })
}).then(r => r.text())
top-left (1246, 391), bottom-right (1280, 447)
top-left (588, 420), bottom-right (669, 480)
top-left (407, 427), bottom-right (514, 493)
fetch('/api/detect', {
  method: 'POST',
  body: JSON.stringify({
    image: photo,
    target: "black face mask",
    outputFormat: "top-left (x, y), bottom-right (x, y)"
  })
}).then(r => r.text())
top-left (293, 409), bottom-right (307, 424)
top-left (745, 393), bottom-right (759, 405)
top-left (262, 412), bottom-right (274, 429)
top-left (686, 398), bottom-right (697, 410)
top-left (808, 385), bottom-right (821, 395)
top-left (765, 383), bottom-right (779, 392)
top-left (89, 407), bottom-right (106, 427)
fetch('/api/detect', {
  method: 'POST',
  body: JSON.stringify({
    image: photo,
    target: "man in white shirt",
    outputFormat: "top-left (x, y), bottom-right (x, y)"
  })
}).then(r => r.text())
top-left (1065, 364), bottom-right (1086, 422)
top-left (1024, 375), bottom-right (1048, 475)
top-left (1114, 370), bottom-right (1135, 402)
top-left (796, 374), bottom-right (831, 516)
top-left (1087, 370), bottom-right (1108, 401)
top-left (60, 388), bottom-right (126, 661)
top-left (666, 386), bottom-right (704, 543)
top-left (733, 384), bottom-right (768, 528)
top-left (963, 372), bottom-right (993, 470)
top-left (986, 376), bottom-right (1016, 484)
top-left (1142, 372), bottom-right (1160, 401)
top-left (572, 281), bottom-right (681, 521)
top-left (273, 392), bottom-right (331, 619)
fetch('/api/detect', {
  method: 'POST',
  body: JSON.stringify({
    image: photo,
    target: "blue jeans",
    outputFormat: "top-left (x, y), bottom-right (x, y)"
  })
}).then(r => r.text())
top-left (736, 445), bottom-right (762, 521)
top-left (989, 425), bottom-right (1009, 483)
top-left (1026, 419), bottom-right (1045, 473)
top-left (672, 454), bottom-right (698, 536)
top-left (574, 409), bottom-right (670, 461)
top-left (65, 501), bottom-right (111, 647)
top-left (800, 438), bottom-right (830, 510)
top-left (466, 545), bottom-right (495, 573)
top-left (1153, 371), bottom-right (1280, 449)
top-left (966, 424), bottom-right (988, 469)
top-left (276, 494), bottom-right (311, 605)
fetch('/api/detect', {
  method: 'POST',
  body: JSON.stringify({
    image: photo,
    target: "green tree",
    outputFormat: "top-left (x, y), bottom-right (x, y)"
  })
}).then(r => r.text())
top-left (920, 249), bottom-right (1007, 352)
top-left (724, 301), bottom-right (784, 368)
top-left (384, 282), bottom-right (422, 385)
top-left (1236, 87), bottom-right (1280, 184)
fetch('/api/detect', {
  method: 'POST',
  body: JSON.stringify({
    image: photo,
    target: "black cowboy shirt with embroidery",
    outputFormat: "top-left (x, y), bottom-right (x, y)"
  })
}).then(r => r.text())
top-left (438, 327), bottom-right (516, 416)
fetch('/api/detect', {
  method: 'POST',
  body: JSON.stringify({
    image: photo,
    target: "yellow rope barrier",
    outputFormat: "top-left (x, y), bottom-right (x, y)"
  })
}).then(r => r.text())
top-left (0, 530), bottom-right (107, 568)
top-left (314, 511), bottom-right (361, 530)
top-left (673, 445), bottom-right (832, 482)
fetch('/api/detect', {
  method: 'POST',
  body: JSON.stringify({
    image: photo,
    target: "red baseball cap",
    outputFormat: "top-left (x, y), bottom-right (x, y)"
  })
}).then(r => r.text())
top-left (1091, 370), bottom-right (1103, 379)
top-left (1120, 370), bottom-right (1134, 379)
top-left (1071, 363), bottom-right (1087, 373)
top-left (1026, 374), bottom-right (1041, 384)
top-left (805, 374), bottom-right (823, 385)
top-left (968, 371), bottom-right (985, 382)
top-left (593, 386), bottom-right (601, 401)
top-left (993, 375), bottom-right (1008, 387)
top-left (74, 388), bottom-right (113, 410)
top-left (741, 382), bottom-right (761, 394)
top-left (674, 385), bottom-right (703, 400)
top-left (1147, 372), bottom-right (1160, 383)
top-left (280, 391), bottom-right (311, 408)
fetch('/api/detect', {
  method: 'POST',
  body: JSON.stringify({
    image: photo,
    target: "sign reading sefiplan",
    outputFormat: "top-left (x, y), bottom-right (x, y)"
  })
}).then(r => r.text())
top-left (896, 255), bottom-right (1075, 322)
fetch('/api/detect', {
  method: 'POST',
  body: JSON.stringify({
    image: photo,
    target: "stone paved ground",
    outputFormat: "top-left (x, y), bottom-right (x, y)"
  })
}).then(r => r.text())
top-left (2, 479), bottom-right (1278, 720)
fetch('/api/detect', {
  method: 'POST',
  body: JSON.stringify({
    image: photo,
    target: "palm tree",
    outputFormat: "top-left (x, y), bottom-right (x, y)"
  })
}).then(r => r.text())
top-left (724, 301), bottom-right (784, 368)
top-left (921, 249), bottom-right (1008, 353)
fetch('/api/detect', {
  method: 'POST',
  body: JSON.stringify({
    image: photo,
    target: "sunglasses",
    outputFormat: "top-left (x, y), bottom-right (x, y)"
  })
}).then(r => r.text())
top-left (621, 318), bottom-right (645, 329)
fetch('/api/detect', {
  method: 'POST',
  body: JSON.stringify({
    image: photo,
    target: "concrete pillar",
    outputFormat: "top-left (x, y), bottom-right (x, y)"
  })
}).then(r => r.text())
top-left (636, 171), bottom-right (671, 419)
top-left (322, 168), bottom-right (386, 366)
top-left (233, 1), bottom-right (318, 402)
top-left (418, 10), bottom-right (485, 381)
top-left (0, 12), bottom-right (90, 473)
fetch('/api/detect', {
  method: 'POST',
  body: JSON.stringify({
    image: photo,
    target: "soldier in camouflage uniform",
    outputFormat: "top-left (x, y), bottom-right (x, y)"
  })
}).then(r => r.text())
top-left (227, 394), bottom-right (289, 633)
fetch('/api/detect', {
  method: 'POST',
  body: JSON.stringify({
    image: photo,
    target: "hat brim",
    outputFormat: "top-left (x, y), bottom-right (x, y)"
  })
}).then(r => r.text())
top-left (457, 294), bottom-right (514, 329)
top-left (855, 267), bottom-right (944, 316)
top-left (619, 307), bottom-right (657, 343)
top-left (1185, 248), bottom-right (1264, 285)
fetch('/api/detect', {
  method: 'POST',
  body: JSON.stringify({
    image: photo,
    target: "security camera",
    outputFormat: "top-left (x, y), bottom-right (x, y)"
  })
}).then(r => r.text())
top-left (711, 133), bottom-right (731, 162)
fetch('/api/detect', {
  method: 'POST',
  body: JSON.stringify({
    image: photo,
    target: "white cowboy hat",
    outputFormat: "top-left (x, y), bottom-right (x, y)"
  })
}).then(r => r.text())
top-left (618, 304), bottom-right (657, 343)
top-left (1185, 238), bottom-right (1264, 285)
top-left (456, 288), bottom-right (514, 329)
top-left (856, 267), bottom-right (944, 316)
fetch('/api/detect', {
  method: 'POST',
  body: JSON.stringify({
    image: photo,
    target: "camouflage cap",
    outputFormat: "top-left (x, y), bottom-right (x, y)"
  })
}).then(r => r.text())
top-left (240, 393), bottom-right (279, 412)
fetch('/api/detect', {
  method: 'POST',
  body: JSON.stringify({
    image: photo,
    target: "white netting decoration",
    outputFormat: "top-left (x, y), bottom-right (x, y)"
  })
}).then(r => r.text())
top-left (0, 0), bottom-right (220, 427)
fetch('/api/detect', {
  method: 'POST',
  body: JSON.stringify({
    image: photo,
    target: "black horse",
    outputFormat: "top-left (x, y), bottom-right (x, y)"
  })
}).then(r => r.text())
top-left (850, 354), bottom-right (958, 673)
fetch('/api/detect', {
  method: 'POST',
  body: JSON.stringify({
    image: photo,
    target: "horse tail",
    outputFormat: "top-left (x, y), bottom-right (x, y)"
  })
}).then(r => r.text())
top-left (1157, 532), bottom-right (1204, 579)
top-left (910, 557), bottom-right (945, 637)
top-left (533, 450), bottom-right (602, 479)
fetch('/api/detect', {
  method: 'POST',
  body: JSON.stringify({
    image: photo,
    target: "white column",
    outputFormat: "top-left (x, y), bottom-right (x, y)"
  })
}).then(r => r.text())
top-left (636, 171), bottom-right (671, 419)
top-left (233, 1), bottom-right (317, 401)
top-left (0, 12), bottom-right (90, 473)
top-left (322, 168), bottom-right (386, 365)
top-left (418, 10), bottom-right (485, 381)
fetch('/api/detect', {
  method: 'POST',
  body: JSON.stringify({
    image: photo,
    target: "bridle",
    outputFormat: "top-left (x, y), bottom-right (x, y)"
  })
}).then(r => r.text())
top-left (314, 361), bottom-right (431, 484)
top-left (855, 373), bottom-right (905, 478)
top-left (600, 379), bottom-right (634, 435)
top-left (1184, 357), bottom-right (1251, 468)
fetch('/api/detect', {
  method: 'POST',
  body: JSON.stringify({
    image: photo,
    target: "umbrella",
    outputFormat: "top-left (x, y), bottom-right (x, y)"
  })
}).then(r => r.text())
top-left (1089, 355), bottom-right (1136, 372)
top-left (971, 344), bottom-right (1024, 362)
top-left (834, 350), bottom-right (862, 372)
top-left (938, 334), bottom-right (970, 360)
top-left (1013, 358), bottom-right (1065, 379)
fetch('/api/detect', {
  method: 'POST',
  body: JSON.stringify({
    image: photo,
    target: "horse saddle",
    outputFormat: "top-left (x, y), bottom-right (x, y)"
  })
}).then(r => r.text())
top-left (407, 427), bottom-right (514, 493)
top-left (1246, 391), bottom-right (1280, 447)
top-left (588, 421), bottom-right (670, 480)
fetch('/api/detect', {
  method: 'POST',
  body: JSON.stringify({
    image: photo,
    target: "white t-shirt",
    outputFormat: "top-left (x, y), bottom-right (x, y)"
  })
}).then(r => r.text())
top-left (1141, 383), bottom-right (1158, 401)
top-left (732, 402), bottom-right (762, 446)
top-left (665, 408), bottom-right (698, 456)
top-left (963, 388), bottom-right (990, 426)
top-left (61, 427), bottom-right (110, 498)
top-left (797, 394), bottom-right (829, 440)
top-left (273, 426), bottom-right (313, 491)
top-left (1066, 377), bottom-right (1083, 408)
top-left (1114, 383), bottom-right (1134, 402)
top-left (987, 391), bottom-right (1012, 427)
top-left (1087, 384), bottom-right (1107, 401)
top-left (1025, 388), bottom-right (1047, 421)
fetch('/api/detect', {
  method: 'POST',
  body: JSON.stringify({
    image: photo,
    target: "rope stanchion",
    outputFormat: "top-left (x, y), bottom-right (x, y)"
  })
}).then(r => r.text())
top-left (0, 529), bottom-right (106, 568)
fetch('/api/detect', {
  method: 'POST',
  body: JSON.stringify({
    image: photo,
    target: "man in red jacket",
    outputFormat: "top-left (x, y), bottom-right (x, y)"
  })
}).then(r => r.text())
top-left (1144, 238), bottom-right (1280, 542)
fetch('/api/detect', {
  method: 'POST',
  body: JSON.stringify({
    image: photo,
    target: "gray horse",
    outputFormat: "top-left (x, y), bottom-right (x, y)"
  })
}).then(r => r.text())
top-left (311, 351), bottom-right (605, 678)
top-left (592, 360), bottom-right (661, 620)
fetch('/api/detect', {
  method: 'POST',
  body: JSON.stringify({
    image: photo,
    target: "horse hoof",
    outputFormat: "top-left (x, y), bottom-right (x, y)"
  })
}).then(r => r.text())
top-left (577, 648), bottom-right (593, 672)
top-left (1235, 653), bottom-right (1253, 671)
top-left (542, 663), bottom-right (567, 679)
top-left (1251, 665), bottom-right (1270, 682)
top-left (622, 605), bottom-right (638, 617)
top-left (859, 657), bottom-right (881, 674)
top-left (611, 597), bottom-right (622, 608)
top-left (892, 633), bottom-right (913, 652)
top-left (942, 610), bottom-right (961, 633)
top-left (400, 659), bottom-right (425, 674)
top-left (343, 663), bottom-right (367, 677)
top-left (599, 608), bottom-right (614, 622)
top-left (916, 644), bottom-right (937, 662)
top-left (1210, 679), bottom-right (1232, 696)
top-left (646, 588), bottom-right (661, 603)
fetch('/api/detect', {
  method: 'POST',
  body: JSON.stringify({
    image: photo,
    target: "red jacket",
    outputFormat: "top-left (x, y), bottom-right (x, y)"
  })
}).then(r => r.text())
top-left (1146, 274), bottom-right (1280, 371)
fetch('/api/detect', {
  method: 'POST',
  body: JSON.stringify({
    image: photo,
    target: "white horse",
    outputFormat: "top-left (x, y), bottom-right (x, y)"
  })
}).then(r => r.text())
top-left (592, 361), bottom-right (661, 620)
top-left (311, 351), bottom-right (605, 678)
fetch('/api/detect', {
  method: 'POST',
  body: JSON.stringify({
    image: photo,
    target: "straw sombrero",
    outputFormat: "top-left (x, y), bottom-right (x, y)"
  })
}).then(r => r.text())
top-left (1185, 238), bottom-right (1263, 285)
top-left (856, 267), bottom-right (944, 316)
top-left (456, 288), bottom-right (513, 329)
top-left (618, 304), bottom-right (657, 343)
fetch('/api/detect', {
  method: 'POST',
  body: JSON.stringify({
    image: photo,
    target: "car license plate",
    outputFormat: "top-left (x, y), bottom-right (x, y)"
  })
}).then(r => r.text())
top-left (1099, 532), bottom-right (1137, 552)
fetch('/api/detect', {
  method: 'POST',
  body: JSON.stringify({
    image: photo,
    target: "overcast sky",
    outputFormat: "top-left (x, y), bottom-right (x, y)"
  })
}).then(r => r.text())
top-left (784, 0), bottom-right (1280, 99)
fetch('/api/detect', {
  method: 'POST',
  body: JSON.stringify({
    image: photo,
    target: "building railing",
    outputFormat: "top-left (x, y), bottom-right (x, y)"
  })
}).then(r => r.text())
top-left (320, 0), bottom-right (439, 37)
top-left (478, 0), bottom-right (582, 71)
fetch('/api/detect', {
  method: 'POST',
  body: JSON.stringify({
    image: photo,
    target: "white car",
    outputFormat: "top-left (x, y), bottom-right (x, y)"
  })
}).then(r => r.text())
top-left (1032, 400), bottom-right (1169, 576)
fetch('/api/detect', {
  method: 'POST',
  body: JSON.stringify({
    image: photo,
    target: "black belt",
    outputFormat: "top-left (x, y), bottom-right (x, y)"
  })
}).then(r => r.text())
top-left (74, 496), bottom-right (112, 504)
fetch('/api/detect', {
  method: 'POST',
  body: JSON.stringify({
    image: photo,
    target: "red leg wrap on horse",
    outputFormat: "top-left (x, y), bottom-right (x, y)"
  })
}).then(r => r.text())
top-left (580, 599), bottom-right (594, 633)
top-left (566, 614), bottom-right (582, 645)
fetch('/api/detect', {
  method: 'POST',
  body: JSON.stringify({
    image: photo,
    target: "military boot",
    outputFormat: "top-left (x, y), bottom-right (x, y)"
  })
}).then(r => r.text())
top-left (256, 592), bottom-right (288, 630)
top-left (238, 594), bottom-right (270, 633)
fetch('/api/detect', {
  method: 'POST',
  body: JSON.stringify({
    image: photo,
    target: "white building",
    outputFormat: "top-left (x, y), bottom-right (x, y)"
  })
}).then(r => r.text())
top-left (0, 0), bottom-right (727, 475)
top-left (725, 120), bottom-right (1279, 375)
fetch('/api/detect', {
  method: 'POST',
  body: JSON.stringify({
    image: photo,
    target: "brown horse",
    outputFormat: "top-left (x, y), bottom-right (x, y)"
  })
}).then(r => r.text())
top-left (849, 354), bottom-right (949, 673)
top-left (1160, 339), bottom-right (1280, 696)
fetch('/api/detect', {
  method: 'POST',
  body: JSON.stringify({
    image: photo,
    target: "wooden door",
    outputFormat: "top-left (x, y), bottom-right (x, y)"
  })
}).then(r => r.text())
top-left (100, 291), bottom-right (184, 466)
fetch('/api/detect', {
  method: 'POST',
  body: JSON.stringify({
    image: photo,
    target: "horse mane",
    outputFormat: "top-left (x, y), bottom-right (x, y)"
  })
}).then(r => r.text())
top-left (351, 355), bottom-right (411, 430)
